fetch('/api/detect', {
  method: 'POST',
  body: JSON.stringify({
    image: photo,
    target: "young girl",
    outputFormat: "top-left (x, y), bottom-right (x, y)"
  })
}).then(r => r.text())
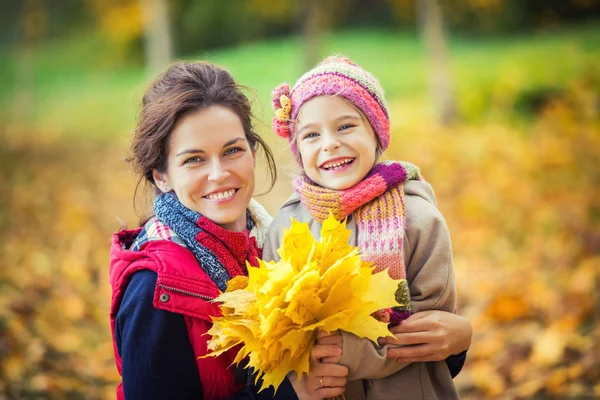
top-left (263, 56), bottom-right (469, 399)
top-left (108, 61), bottom-right (348, 400)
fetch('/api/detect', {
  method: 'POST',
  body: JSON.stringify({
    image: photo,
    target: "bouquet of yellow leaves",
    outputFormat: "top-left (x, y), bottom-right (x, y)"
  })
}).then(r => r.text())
top-left (204, 214), bottom-right (405, 392)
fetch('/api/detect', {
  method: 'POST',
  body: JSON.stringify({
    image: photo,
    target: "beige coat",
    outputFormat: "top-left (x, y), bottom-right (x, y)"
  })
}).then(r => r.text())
top-left (263, 180), bottom-right (459, 400)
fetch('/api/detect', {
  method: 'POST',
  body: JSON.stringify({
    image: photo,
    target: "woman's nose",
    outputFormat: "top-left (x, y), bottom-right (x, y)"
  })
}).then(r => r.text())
top-left (207, 161), bottom-right (231, 182)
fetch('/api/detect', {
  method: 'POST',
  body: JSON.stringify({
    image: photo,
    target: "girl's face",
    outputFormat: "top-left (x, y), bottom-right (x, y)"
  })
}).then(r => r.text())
top-left (296, 96), bottom-right (378, 190)
top-left (153, 106), bottom-right (255, 232)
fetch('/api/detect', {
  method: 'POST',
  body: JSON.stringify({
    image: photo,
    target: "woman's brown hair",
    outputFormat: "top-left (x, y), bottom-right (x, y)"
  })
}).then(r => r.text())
top-left (128, 61), bottom-right (277, 223)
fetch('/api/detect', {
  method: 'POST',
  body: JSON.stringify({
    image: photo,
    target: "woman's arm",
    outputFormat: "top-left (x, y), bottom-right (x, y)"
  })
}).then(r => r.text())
top-left (380, 310), bottom-right (471, 377)
top-left (381, 310), bottom-right (471, 361)
top-left (115, 270), bottom-right (202, 400)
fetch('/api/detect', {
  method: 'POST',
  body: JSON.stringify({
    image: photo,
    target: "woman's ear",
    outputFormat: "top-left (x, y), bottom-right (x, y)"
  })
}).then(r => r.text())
top-left (152, 169), bottom-right (171, 193)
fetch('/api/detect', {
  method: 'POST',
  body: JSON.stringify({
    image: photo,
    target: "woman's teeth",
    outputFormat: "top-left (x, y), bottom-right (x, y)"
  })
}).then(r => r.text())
top-left (206, 189), bottom-right (236, 200)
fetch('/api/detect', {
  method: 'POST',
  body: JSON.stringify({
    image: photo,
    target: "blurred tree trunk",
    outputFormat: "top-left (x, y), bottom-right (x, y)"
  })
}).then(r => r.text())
top-left (417, 0), bottom-right (457, 125)
top-left (301, 0), bottom-right (324, 69)
top-left (13, 0), bottom-right (45, 123)
top-left (141, 0), bottom-right (173, 75)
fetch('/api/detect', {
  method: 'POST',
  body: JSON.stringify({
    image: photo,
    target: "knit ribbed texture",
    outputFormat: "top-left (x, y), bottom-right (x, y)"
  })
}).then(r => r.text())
top-left (294, 161), bottom-right (422, 319)
top-left (153, 192), bottom-right (259, 291)
top-left (272, 55), bottom-right (390, 163)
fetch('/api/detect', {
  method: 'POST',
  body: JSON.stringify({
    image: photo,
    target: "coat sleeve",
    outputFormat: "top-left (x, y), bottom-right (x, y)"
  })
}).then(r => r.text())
top-left (262, 211), bottom-right (292, 263)
top-left (115, 270), bottom-right (203, 400)
top-left (340, 193), bottom-right (457, 380)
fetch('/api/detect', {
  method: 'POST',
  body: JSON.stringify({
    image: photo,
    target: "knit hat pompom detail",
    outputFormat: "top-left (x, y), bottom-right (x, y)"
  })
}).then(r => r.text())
top-left (319, 55), bottom-right (358, 67)
top-left (271, 54), bottom-right (390, 162)
top-left (271, 83), bottom-right (292, 139)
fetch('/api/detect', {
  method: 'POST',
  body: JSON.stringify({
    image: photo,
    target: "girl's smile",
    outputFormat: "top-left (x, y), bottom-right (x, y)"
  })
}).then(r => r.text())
top-left (320, 157), bottom-right (356, 172)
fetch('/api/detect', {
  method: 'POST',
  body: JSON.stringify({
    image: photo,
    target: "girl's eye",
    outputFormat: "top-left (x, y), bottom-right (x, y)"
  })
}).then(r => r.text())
top-left (303, 132), bottom-right (319, 140)
top-left (224, 147), bottom-right (244, 156)
top-left (183, 156), bottom-right (203, 165)
top-left (339, 124), bottom-right (356, 131)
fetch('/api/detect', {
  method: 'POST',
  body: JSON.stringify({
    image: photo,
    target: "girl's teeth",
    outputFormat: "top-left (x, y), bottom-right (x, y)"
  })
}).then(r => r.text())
top-left (207, 189), bottom-right (235, 200)
top-left (324, 159), bottom-right (352, 169)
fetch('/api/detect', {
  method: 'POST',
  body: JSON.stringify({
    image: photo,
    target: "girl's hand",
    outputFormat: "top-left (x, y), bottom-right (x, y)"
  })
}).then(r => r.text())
top-left (289, 339), bottom-right (348, 400)
top-left (379, 310), bottom-right (472, 363)
top-left (315, 330), bottom-right (343, 364)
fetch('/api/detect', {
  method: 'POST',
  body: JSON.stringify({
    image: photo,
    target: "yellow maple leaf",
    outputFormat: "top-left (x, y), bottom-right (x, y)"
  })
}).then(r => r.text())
top-left (226, 275), bottom-right (249, 292)
top-left (204, 213), bottom-right (403, 393)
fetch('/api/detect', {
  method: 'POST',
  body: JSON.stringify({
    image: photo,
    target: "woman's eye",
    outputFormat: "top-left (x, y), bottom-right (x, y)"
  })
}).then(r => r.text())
top-left (339, 124), bottom-right (355, 131)
top-left (224, 147), bottom-right (244, 156)
top-left (183, 156), bottom-right (203, 165)
top-left (303, 132), bottom-right (319, 140)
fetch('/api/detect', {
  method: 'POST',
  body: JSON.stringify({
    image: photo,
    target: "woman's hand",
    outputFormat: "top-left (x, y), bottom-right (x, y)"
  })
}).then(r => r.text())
top-left (289, 335), bottom-right (348, 400)
top-left (315, 330), bottom-right (342, 364)
top-left (379, 310), bottom-right (472, 363)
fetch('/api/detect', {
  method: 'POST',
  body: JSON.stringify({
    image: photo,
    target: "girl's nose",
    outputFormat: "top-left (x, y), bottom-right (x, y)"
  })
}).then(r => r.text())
top-left (207, 161), bottom-right (231, 182)
top-left (322, 132), bottom-right (341, 152)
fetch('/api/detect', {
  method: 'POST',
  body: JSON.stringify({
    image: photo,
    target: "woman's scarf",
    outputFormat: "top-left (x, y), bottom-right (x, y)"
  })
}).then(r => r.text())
top-left (150, 192), bottom-right (271, 291)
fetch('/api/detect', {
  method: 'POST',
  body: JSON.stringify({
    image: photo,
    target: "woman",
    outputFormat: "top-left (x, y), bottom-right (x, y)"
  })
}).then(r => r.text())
top-left (108, 61), bottom-right (470, 400)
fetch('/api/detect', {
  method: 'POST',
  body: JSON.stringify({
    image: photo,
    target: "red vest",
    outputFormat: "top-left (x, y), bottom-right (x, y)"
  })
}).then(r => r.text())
top-left (109, 228), bottom-right (243, 400)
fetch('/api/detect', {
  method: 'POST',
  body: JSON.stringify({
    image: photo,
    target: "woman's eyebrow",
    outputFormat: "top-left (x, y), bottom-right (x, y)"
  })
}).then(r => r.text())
top-left (175, 137), bottom-right (245, 157)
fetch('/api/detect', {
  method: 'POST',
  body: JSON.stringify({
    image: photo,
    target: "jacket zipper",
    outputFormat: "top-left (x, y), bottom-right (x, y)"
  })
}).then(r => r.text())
top-left (158, 283), bottom-right (213, 301)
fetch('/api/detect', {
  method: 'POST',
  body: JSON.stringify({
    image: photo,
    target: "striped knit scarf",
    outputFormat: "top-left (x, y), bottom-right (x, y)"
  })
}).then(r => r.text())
top-left (153, 192), bottom-right (262, 291)
top-left (293, 161), bottom-right (422, 324)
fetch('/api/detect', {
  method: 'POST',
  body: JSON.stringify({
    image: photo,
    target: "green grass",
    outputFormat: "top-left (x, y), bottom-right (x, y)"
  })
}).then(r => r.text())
top-left (1, 21), bottom-right (599, 140)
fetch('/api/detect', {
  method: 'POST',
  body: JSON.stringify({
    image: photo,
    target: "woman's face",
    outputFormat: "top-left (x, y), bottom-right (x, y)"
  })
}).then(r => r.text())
top-left (153, 105), bottom-right (255, 232)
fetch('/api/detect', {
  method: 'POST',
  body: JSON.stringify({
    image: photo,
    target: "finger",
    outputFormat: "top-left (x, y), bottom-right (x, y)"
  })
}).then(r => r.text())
top-left (312, 362), bottom-right (349, 378)
top-left (388, 331), bottom-right (432, 346)
top-left (321, 354), bottom-right (341, 364)
top-left (317, 330), bottom-right (329, 339)
top-left (311, 344), bottom-right (341, 362)
top-left (390, 317), bottom-right (433, 334)
top-left (387, 344), bottom-right (435, 359)
top-left (319, 376), bottom-right (347, 388)
top-left (317, 334), bottom-right (341, 346)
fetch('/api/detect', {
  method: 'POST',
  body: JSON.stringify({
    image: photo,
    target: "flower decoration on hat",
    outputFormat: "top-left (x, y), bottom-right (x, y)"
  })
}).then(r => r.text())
top-left (271, 83), bottom-right (293, 139)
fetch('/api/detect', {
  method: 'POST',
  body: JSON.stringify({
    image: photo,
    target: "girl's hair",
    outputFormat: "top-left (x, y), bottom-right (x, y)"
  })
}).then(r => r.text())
top-left (128, 61), bottom-right (276, 222)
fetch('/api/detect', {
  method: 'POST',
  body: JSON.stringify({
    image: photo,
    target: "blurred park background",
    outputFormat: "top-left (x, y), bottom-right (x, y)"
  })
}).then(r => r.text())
top-left (0, 0), bottom-right (599, 398)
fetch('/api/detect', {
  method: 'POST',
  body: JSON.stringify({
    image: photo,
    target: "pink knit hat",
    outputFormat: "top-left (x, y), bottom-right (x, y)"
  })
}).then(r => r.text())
top-left (272, 55), bottom-right (390, 162)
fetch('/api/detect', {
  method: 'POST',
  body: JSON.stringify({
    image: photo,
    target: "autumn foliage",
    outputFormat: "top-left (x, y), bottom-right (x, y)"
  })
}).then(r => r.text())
top-left (206, 215), bottom-right (405, 392)
top-left (0, 76), bottom-right (598, 398)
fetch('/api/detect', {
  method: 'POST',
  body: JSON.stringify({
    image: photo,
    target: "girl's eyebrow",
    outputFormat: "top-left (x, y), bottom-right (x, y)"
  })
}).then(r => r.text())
top-left (334, 114), bottom-right (361, 122)
top-left (296, 121), bottom-right (317, 134)
top-left (175, 137), bottom-right (245, 156)
top-left (297, 114), bottom-right (361, 133)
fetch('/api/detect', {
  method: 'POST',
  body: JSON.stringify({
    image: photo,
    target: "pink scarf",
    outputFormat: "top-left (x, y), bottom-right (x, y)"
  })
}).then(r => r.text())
top-left (294, 161), bottom-right (422, 324)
